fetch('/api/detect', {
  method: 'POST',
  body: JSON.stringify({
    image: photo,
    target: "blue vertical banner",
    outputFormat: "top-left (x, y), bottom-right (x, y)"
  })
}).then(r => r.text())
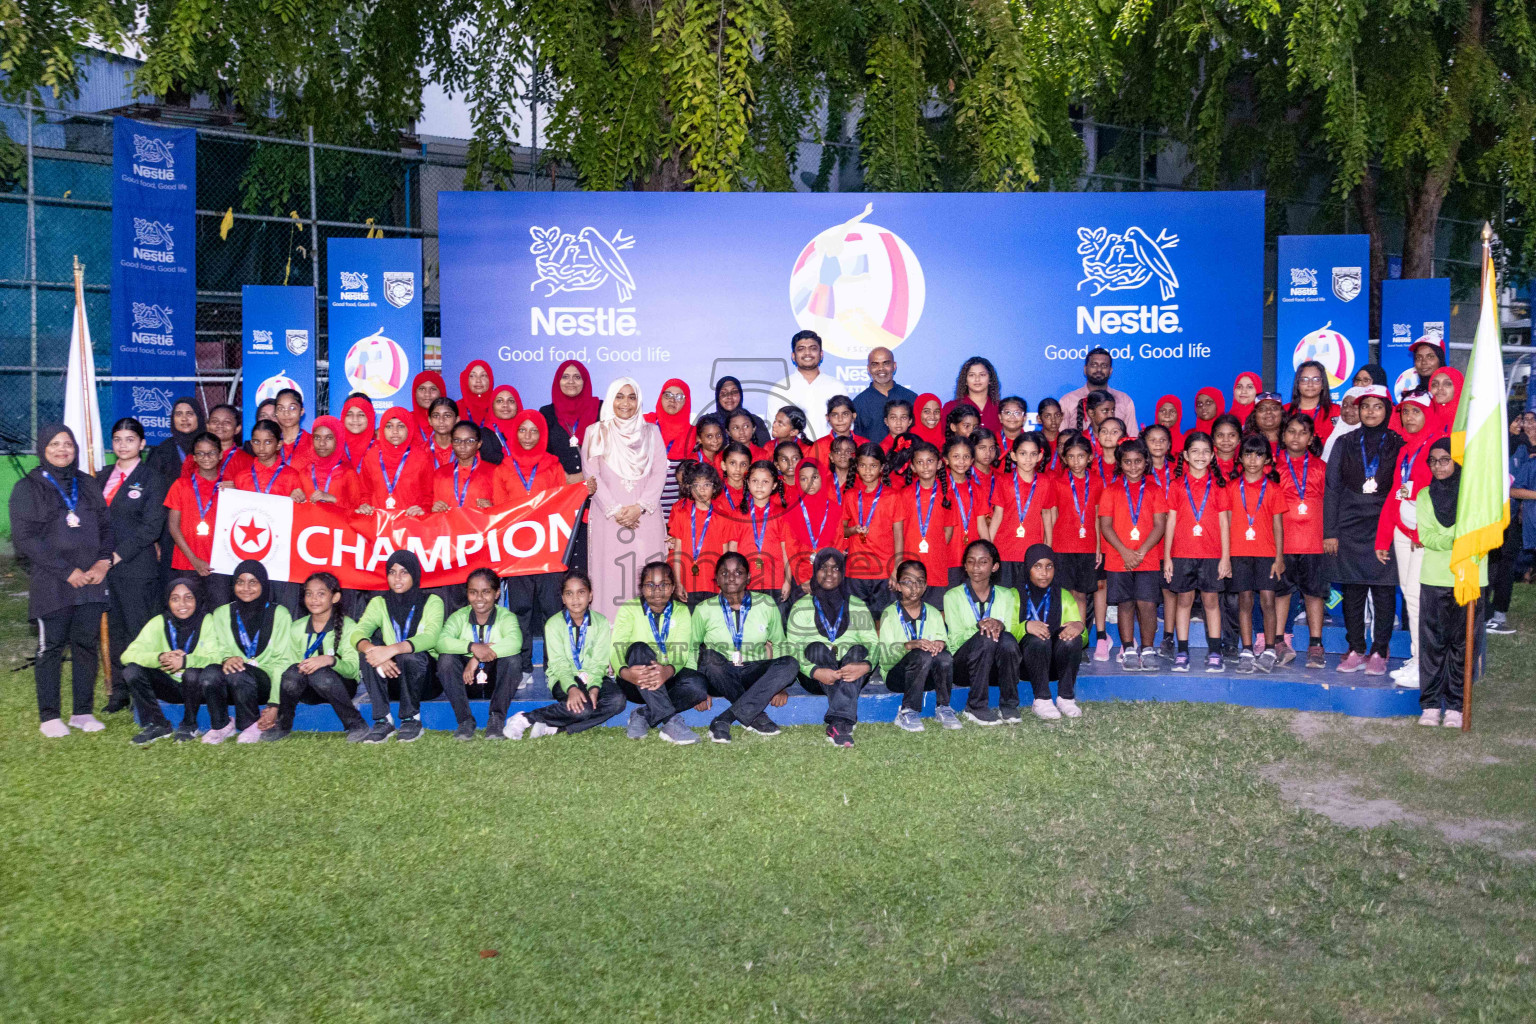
top-left (242, 286), bottom-right (317, 428)
top-left (1380, 277), bottom-right (1450, 399)
top-left (327, 238), bottom-right (423, 419)
top-left (1276, 234), bottom-right (1370, 400)
top-left (111, 117), bottom-right (197, 442)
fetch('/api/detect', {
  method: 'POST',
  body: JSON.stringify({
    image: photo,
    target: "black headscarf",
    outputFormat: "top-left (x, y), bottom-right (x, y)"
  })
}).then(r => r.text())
top-left (1345, 394), bottom-right (1402, 493)
top-left (229, 559), bottom-right (276, 657)
top-left (714, 376), bottom-right (744, 413)
top-left (1021, 543), bottom-right (1064, 631)
top-left (35, 423), bottom-right (79, 483)
top-left (1426, 437), bottom-right (1460, 528)
top-left (163, 576), bottom-right (207, 652)
top-left (382, 550), bottom-right (430, 640)
top-left (169, 396), bottom-right (206, 456)
top-left (1356, 364), bottom-right (1388, 388)
top-left (809, 547), bottom-right (851, 640)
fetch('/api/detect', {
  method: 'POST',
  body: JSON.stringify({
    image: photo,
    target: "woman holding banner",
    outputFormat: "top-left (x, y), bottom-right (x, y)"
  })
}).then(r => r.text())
top-left (583, 377), bottom-right (668, 617)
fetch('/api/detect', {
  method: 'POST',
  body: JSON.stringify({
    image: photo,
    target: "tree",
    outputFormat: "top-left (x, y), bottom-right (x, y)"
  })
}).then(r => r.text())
top-left (0, 0), bottom-right (132, 104)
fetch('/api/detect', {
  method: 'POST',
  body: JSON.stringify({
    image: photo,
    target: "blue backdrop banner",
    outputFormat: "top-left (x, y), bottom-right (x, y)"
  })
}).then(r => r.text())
top-left (438, 192), bottom-right (1265, 431)
top-left (110, 117), bottom-right (197, 442)
top-left (327, 238), bottom-right (423, 419)
top-left (1276, 234), bottom-right (1371, 401)
top-left (1380, 277), bottom-right (1450, 400)
top-left (242, 286), bottom-right (316, 429)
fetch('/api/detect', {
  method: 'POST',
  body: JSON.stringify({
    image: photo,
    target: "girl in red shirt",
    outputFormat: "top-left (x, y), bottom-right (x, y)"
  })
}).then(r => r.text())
top-left (165, 433), bottom-right (227, 600)
top-left (911, 393), bottom-right (945, 446)
top-left (358, 407), bottom-right (433, 515)
top-left (1276, 413), bottom-right (1329, 669)
top-left (1142, 424), bottom-right (1177, 657)
top-left (773, 440), bottom-right (803, 504)
top-left (432, 422), bottom-right (495, 511)
top-left (840, 442), bottom-right (905, 619)
top-left (494, 410), bottom-right (567, 505)
top-left (997, 397), bottom-right (1028, 465)
top-left (942, 437), bottom-right (990, 560)
top-left (1161, 431), bottom-right (1231, 673)
top-left (1052, 434), bottom-right (1103, 656)
top-left (1037, 398), bottom-right (1066, 477)
top-left (724, 410), bottom-right (771, 463)
top-left (1375, 394), bottom-right (1435, 680)
top-left (1287, 360), bottom-right (1335, 445)
top-left (894, 440), bottom-right (960, 600)
top-left (668, 461), bottom-right (739, 604)
top-left (1210, 414), bottom-right (1243, 480)
top-left (303, 416), bottom-right (365, 513)
top-left (481, 384), bottom-right (524, 461)
top-left (273, 388), bottom-right (313, 472)
top-left (993, 432), bottom-right (1058, 585)
top-left (425, 397), bottom-right (459, 470)
top-left (825, 435), bottom-right (857, 509)
top-left (970, 428), bottom-right (1003, 534)
top-left (1091, 416), bottom-right (1123, 491)
top-left (1150, 395), bottom-right (1185, 454)
top-left (1226, 434), bottom-right (1286, 673)
top-left (693, 414), bottom-right (727, 470)
top-left (1230, 371), bottom-right (1262, 426)
top-left (409, 370), bottom-right (448, 446)
top-left (718, 442), bottom-right (753, 509)
top-left (1097, 438), bottom-right (1168, 671)
top-left (1193, 387), bottom-right (1225, 435)
top-left (338, 395), bottom-right (376, 467)
top-left (234, 420), bottom-right (306, 500)
top-left (810, 395), bottom-right (867, 465)
top-left (738, 460), bottom-right (791, 600)
top-left (785, 459), bottom-right (843, 590)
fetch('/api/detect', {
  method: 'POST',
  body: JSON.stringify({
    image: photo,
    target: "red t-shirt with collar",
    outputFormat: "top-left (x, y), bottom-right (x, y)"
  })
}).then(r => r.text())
top-left (232, 460), bottom-right (304, 498)
top-left (993, 471), bottom-right (1059, 562)
top-left (945, 471), bottom-right (993, 559)
top-left (432, 460), bottom-right (496, 510)
top-left (1227, 473), bottom-right (1286, 558)
top-left (667, 498), bottom-right (742, 594)
top-left (736, 499), bottom-right (790, 592)
top-left (303, 460), bottom-right (365, 512)
top-left (1098, 476), bottom-right (1168, 572)
top-left (841, 480), bottom-right (909, 580)
top-left (166, 474), bottom-right (220, 569)
top-left (1053, 471), bottom-right (1102, 555)
top-left (1166, 470), bottom-right (1230, 560)
top-left (904, 479), bottom-right (961, 584)
top-left (1276, 451), bottom-right (1326, 554)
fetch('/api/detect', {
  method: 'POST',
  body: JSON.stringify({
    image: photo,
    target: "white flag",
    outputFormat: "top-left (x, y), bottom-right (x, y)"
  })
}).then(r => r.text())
top-left (211, 488), bottom-right (294, 581)
top-left (64, 265), bottom-right (104, 473)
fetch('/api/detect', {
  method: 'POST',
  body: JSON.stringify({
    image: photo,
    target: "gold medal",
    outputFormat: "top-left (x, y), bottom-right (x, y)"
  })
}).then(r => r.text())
top-left (1245, 527), bottom-right (1256, 541)
top-left (196, 520), bottom-right (210, 536)
top-left (1192, 524), bottom-right (1203, 537)
top-left (385, 496), bottom-right (396, 509)
top-left (1016, 525), bottom-right (1026, 538)
top-left (1297, 502), bottom-right (1308, 515)
top-left (917, 539), bottom-right (929, 554)
top-left (1129, 527), bottom-right (1140, 542)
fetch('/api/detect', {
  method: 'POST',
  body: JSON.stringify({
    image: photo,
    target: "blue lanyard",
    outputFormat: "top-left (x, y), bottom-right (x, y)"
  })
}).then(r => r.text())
top-left (690, 503), bottom-right (714, 562)
top-left (1068, 473), bottom-right (1089, 525)
top-left (40, 470), bottom-right (78, 512)
top-left (1284, 453), bottom-right (1311, 498)
top-left (829, 474), bottom-right (844, 505)
top-left (1239, 475), bottom-right (1268, 530)
top-left (964, 585), bottom-right (994, 623)
top-left (453, 457), bottom-right (479, 506)
top-left (379, 450), bottom-right (411, 499)
top-left (191, 473), bottom-right (216, 520)
top-left (250, 463), bottom-right (281, 494)
top-left (1095, 458), bottom-right (1110, 490)
top-left (1184, 474), bottom-right (1212, 526)
top-left (511, 460), bottom-right (538, 493)
top-left (1013, 473), bottom-right (1039, 525)
top-left (391, 605), bottom-right (416, 643)
top-left (217, 447), bottom-right (239, 480)
top-left (978, 470), bottom-right (996, 508)
top-left (1359, 433), bottom-right (1382, 479)
top-left (1026, 591), bottom-right (1051, 623)
top-left (900, 604), bottom-right (925, 640)
top-left (310, 462), bottom-right (338, 495)
top-left (812, 596), bottom-right (845, 640)
top-left (565, 610), bottom-right (588, 670)
top-left (1400, 448), bottom-right (1416, 485)
top-left (1122, 476), bottom-right (1145, 526)
top-left (470, 612), bottom-right (492, 644)
top-left (856, 483), bottom-right (884, 529)
top-left (167, 620), bottom-right (197, 653)
top-left (720, 593), bottom-right (751, 650)
top-left (647, 603), bottom-right (673, 649)
top-left (800, 498), bottom-right (830, 543)
top-left (305, 629), bottom-right (326, 658)
top-left (1150, 464), bottom-right (1171, 499)
top-left (234, 606), bottom-right (263, 658)
top-left (914, 482), bottom-right (938, 539)
top-left (749, 504), bottom-right (768, 549)
top-left (949, 472), bottom-right (973, 530)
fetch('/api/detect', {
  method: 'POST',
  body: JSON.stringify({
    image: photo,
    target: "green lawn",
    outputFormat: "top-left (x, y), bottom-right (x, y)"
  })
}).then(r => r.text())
top-left (2, 557), bottom-right (1534, 1023)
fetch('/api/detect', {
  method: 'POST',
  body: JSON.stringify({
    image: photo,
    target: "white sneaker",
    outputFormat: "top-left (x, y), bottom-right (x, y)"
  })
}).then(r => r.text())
top-left (529, 722), bottom-right (558, 738)
top-left (503, 712), bottom-right (531, 740)
top-left (1393, 666), bottom-right (1420, 689)
top-left (1442, 710), bottom-right (1463, 729)
top-left (39, 718), bottom-right (70, 738)
top-left (68, 714), bottom-right (105, 733)
top-left (201, 721), bottom-right (237, 744)
top-left (1055, 697), bottom-right (1083, 718)
top-left (1418, 708), bottom-right (1441, 726)
top-left (1032, 698), bottom-right (1062, 721)
top-left (236, 723), bottom-right (264, 744)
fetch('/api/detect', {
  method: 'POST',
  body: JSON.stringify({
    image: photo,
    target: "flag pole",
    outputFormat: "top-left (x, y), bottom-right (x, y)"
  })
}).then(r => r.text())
top-left (75, 256), bottom-right (114, 696)
top-left (1461, 221), bottom-right (1494, 733)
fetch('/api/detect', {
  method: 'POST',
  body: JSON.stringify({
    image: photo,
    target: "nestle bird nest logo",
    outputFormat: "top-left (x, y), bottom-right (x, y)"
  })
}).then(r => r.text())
top-left (131, 134), bottom-right (176, 181)
top-left (1074, 226), bottom-right (1183, 337)
top-left (528, 226), bottom-right (639, 338)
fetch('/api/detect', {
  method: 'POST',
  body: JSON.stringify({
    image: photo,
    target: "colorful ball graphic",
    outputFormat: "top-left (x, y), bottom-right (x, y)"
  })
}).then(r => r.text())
top-left (1294, 322), bottom-right (1355, 391)
top-left (254, 373), bottom-right (302, 406)
top-left (345, 328), bottom-right (410, 400)
top-left (789, 208), bottom-right (926, 360)
top-left (1393, 367), bottom-right (1421, 402)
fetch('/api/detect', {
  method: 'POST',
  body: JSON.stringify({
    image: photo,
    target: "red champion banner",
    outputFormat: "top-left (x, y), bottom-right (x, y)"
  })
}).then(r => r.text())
top-left (209, 484), bottom-right (587, 589)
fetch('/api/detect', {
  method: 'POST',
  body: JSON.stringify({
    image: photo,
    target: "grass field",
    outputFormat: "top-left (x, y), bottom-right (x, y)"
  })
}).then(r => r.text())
top-left (2, 557), bottom-right (1535, 1023)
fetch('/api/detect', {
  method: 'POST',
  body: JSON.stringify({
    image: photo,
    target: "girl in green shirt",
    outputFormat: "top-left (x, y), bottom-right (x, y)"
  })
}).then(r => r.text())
top-left (610, 561), bottom-right (709, 745)
top-left (943, 540), bottom-right (1022, 726)
top-left (268, 572), bottom-right (365, 742)
top-left (1015, 544), bottom-right (1087, 721)
top-left (785, 548), bottom-right (877, 747)
top-left (877, 559), bottom-right (956, 733)
top-left (695, 552), bottom-right (799, 743)
top-left (506, 570), bottom-right (627, 739)
top-left (1414, 438), bottom-right (1486, 728)
top-left (435, 568), bottom-right (523, 740)
top-left (347, 550), bottom-right (445, 744)
top-left (187, 559), bottom-right (297, 744)
top-left (121, 577), bottom-right (208, 746)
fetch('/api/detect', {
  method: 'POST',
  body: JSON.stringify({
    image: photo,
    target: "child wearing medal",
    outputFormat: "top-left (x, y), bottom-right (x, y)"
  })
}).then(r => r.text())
top-left (692, 414), bottom-right (728, 470)
top-left (187, 560), bottom-right (298, 745)
top-left (737, 461), bottom-right (792, 601)
top-left (970, 428), bottom-right (1002, 528)
top-left (667, 461), bottom-right (740, 605)
top-left (892, 440), bottom-right (960, 607)
top-left (348, 550), bottom-right (445, 744)
top-left (1013, 544), bottom-right (1087, 721)
top-left (434, 568), bottom-right (523, 741)
top-left (810, 395), bottom-right (868, 466)
top-left (505, 570), bottom-right (626, 739)
top-left (786, 548), bottom-right (878, 748)
top-left (120, 577), bottom-right (209, 745)
top-left (1323, 387), bottom-right (1402, 675)
top-left (774, 439), bottom-right (804, 504)
top-left (430, 421), bottom-right (495, 513)
top-left (942, 437), bottom-right (990, 573)
top-left (302, 416), bottom-right (365, 511)
top-left (1142, 424), bottom-right (1178, 660)
top-left (825, 434), bottom-right (858, 507)
top-left (1225, 435), bottom-right (1287, 673)
top-left (165, 433), bottom-right (233, 606)
top-left (840, 442), bottom-right (906, 620)
top-left (1374, 394), bottom-right (1436, 688)
top-left (1276, 413), bottom-right (1330, 670)
top-left (272, 388), bottom-right (314, 471)
top-left (992, 432), bottom-right (1059, 588)
top-left (1161, 431), bottom-right (1231, 673)
top-left (269, 572), bottom-right (365, 742)
top-left (943, 540), bottom-right (1022, 725)
top-left (1050, 435), bottom-right (1102, 661)
top-left (694, 552), bottom-right (799, 743)
top-left (1097, 437), bottom-right (1168, 672)
top-left (784, 460), bottom-right (842, 595)
top-left (876, 559), bottom-right (957, 733)
top-left (232, 420), bottom-right (307, 501)
top-left (357, 407), bottom-right (433, 517)
top-left (493, 410), bottom-right (571, 678)
top-left (611, 561), bottom-right (709, 745)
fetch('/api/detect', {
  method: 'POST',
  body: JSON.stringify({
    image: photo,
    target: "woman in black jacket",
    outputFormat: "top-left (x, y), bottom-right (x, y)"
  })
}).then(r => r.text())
top-left (9, 424), bottom-right (114, 736)
top-left (96, 417), bottom-right (169, 712)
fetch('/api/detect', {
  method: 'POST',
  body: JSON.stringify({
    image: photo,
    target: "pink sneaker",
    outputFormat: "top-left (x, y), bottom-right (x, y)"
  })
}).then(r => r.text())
top-left (236, 723), bottom-right (264, 744)
top-left (202, 721), bottom-right (237, 744)
top-left (68, 714), bottom-right (105, 733)
top-left (1336, 651), bottom-right (1365, 673)
top-left (1093, 638), bottom-right (1112, 662)
top-left (1254, 635), bottom-right (1266, 656)
top-left (39, 718), bottom-right (70, 738)
top-left (1364, 653), bottom-right (1388, 676)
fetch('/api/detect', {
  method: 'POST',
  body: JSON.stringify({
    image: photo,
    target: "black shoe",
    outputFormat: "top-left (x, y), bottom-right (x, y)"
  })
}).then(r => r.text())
top-left (1000, 705), bottom-right (1023, 724)
top-left (345, 724), bottom-right (373, 743)
top-left (745, 713), bottom-right (780, 736)
top-left (104, 694), bottom-right (132, 714)
top-left (130, 722), bottom-right (174, 746)
top-left (484, 718), bottom-right (507, 740)
top-left (172, 722), bottom-right (199, 742)
top-left (362, 721), bottom-right (395, 744)
top-left (397, 718), bottom-right (424, 743)
top-left (709, 718), bottom-right (732, 744)
top-left (963, 707), bottom-right (1002, 726)
top-left (825, 724), bottom-right (854, 747)
top-left (258, 727), bottom-right (292, 743)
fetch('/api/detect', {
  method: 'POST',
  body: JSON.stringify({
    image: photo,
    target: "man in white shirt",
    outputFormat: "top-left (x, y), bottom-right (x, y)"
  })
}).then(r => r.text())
top-left (766, 330), bottom-right (846, 441)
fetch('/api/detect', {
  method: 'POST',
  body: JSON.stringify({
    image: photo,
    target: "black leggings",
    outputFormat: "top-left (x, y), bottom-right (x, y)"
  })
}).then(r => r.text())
top-left (696, 648), bottom-right (801, 725)
top-left (617, 642), bottom-right (709, 726)
top-left (1418, 585), bottom-right (1483, 713)
top-left (33, 602), bottom-right (106, 723)
top-left (800, 641), bottom-right (871, 727)
top-left (1342, 583), bottom-right (1395, 657)
top-left (1019, 633), bottom-right (1081, 700)
top-left (201, 665), bottom-right (273, 731)
top-left (122, 662), bottom-right (198, 729)
top-left (951, 630), bottom-right (1021, 712)
top-left (435, 653), bottom-right (520, 727)
top-left (527, 680), bottom-right (628, 733)
top-left (278, 665), bottom-right (364, 731)
top-left (359, 650), bottom-right (437, 723)
top-left (105, 567), bottom-right (159, 698)
top-left (883, 648), bottom-right (954, 711)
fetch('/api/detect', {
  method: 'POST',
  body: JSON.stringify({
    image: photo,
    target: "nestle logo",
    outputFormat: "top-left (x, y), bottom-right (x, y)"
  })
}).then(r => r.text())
top-left (530, 306), bottom-right (638, 337)
top-left (1076, 304), bottom-right (1181, 335)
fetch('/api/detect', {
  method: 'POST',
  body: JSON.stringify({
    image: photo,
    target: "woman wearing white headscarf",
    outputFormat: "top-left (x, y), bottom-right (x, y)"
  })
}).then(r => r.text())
top-left (582, 377), bottom-right (669, 616)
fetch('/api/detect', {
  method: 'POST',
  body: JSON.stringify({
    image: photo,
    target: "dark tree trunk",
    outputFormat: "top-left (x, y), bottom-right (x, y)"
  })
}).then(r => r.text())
top-left (1353, 167), bottom-right (1388, 341)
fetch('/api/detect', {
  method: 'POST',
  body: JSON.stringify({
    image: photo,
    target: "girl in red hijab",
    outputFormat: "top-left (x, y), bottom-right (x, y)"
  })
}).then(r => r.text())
top-left (784, 458), bottom-right (844, 589)
top-left (409, 371), bottom-right (448, 444)
top-left (1427, 366), bottom-right (1464, 436)
top-left (1150, 394), bottom-right (1185, 454)
top-left (910, 393), bottom-right (945, 446)
top-left (1229, 372), bottom-right (1262, 426)
top-left (481, 384), bottom-right (523, 454)
top-left (302, 415), bottom-right (365, 512)
top-left (1193, 386), bottom-right (1225, 435)
top-left (646, 378), bottom-right (697, 460)
top-left (494, 411), bottom-right (567, 505)
top-left (339, 395), bottom-right (377, 466)
top-left (457, 360), bottom-right (496, 425)
top-left (541, 359), bottom-right (602, 467)
top-left (358, 407), bottom-right (433, 515)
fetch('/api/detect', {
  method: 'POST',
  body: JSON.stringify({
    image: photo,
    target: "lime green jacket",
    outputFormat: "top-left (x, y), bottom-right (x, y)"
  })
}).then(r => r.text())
top-left (344, 594), bottom-right (445, 653)
top-left (286, 613), bottom-right (361, 680)
top-left (692, 592), bottom-right (785, 662)
top-left (120, 614), bottom-right (204, 682)
top-left (1008, 590), bottom-right (1086, 647)
top-left (436, 605), bottom-right (522, 661)
top-left (188, 604), bottom-right (299, 702)
top-left (609, 599), bottom-right (697, 672)
top-left (784, 594), bottom-right (877, 678)
top-left (874, 602), bottom-right (948, 671)
top-left (1415, 490), bottom-right (1488, 589)
top-left (943, 585), bottom-right (1021, 651)
top-left (544, 610), bottom-right (613, 692)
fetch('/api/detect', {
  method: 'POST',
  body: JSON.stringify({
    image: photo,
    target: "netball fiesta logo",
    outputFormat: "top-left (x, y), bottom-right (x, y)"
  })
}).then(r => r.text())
top-left (789, 202), bottom-right (926, 360)
top-left (1294, 320), bottom-right (1356, 391)
top-left (345, 327), bottom-right (411, 399)
top-left (255, 373), bottom-right (303, 406)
